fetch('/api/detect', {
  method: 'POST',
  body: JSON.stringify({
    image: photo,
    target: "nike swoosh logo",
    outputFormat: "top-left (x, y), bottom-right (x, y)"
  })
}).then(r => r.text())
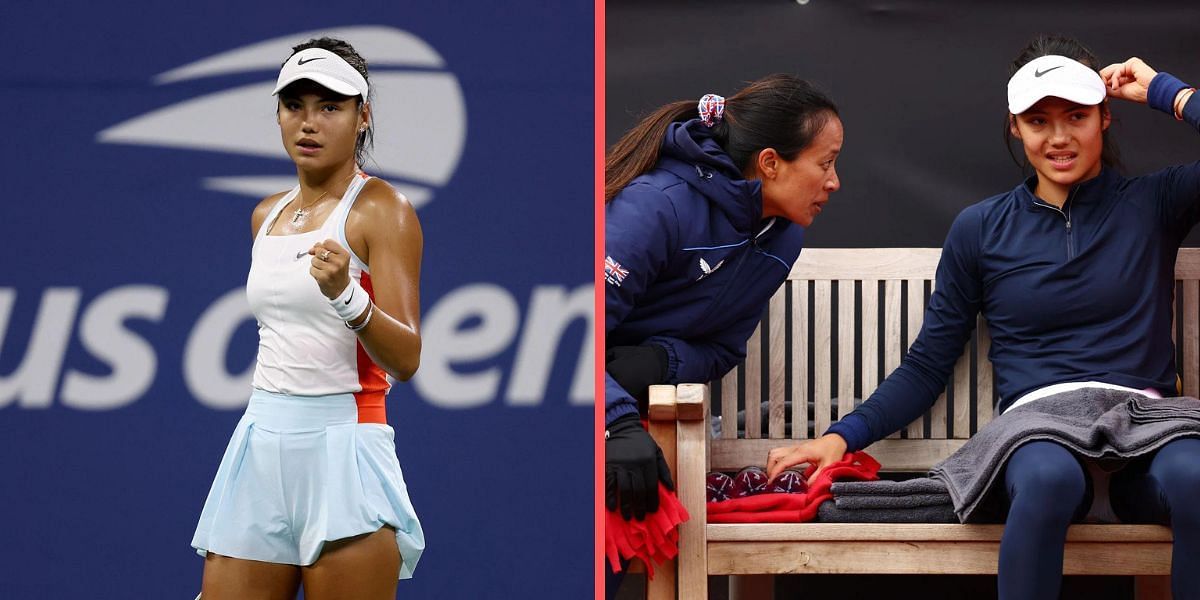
top-left (344, 287), bottom-right (355, 305)
top-left (298, 57), bottom-right (326, 65)
top-left (1034, 66), bottom-right (1063, 78)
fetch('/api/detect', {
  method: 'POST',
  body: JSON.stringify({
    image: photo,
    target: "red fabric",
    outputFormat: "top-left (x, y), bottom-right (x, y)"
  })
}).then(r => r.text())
top-left (707, 452), bottom-right (881, 523)
top-left (604, 483), bottom-right (690, 578)
top-left (353, 272), bottom-right (389, 424)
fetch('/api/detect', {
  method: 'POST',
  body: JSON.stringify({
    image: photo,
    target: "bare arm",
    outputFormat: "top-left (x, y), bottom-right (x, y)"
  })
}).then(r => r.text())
top-left (251, 192), bottom-right (287, 240)
top-left (307, 180), bottom-right (422, 381)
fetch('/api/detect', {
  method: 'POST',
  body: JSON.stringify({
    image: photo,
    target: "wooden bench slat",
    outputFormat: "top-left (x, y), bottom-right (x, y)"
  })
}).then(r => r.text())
top-left (976, 314), bottom-right (994, 432)
top-left (645, 387), bottom-right (679, 599)
top-left (884, 280), bottom-right (903, 439)
top-left (814, 280), bottom-right (832, 437)
top-left (905, 279), bottom-right (925, 439)
top-left (1184, 279), bottom-right (1198, 397)
top-left (790, 248), bottom-right (943, 280)
top-left (790, 280), bottom-right (809, 440)
top-left (706, 523), bottom-right (1172, 542)
top-left (950, 340), bottom-right (970, 438)
top-left (676, 388), bottom-right (709, 599)
top-left (721, 367), bottom-right (737, 440)
top-left (930, 278), bottom-right (950, 439)
top-left (745, 323), bottom-right (762, 439)
top-left (861, 281), bottom-right (879, 411)
top-left (837, 280), bottom-right (856, 423)
top-left (768, 288), bottom-right (787, 438)
top-left (708, 541), bottom-right (1172, 575)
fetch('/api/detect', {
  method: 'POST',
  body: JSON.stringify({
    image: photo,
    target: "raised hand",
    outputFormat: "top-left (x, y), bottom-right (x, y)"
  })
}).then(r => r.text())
top-left (1099, 57), bottom-right (1158, 104)
top-left (307, 239), bottom-right (352, 300)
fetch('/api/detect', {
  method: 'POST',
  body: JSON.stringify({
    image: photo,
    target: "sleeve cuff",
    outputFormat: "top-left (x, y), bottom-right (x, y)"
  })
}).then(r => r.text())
top-left (1182, 89), bottom-right (1200, 130)
top-left (605, 401), bottom-right (639, 427)
top-left (644, 337), bottom-right (680, 382)
top-left (1148, 72), bottom-right (1190, 115)
top-left (825, 415), bottom-right (869, 453)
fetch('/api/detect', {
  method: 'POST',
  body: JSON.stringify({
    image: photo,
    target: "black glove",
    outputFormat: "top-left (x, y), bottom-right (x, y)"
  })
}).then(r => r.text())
top-left (605, 413), bottom-right (675, 521)
top-left (605, 344), bottom-right (669, 407)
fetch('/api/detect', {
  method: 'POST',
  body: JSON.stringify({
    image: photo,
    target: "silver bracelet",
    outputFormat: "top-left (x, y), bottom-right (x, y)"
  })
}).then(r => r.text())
top-left (345, 302), bottom-right (374, 331)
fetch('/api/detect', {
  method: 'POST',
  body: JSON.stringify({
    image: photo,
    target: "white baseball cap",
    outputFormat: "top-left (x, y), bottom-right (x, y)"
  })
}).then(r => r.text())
top-left (273, 48), bottom-right (369, 99)
top-left (1007, 55), bottom-right (1106, 114)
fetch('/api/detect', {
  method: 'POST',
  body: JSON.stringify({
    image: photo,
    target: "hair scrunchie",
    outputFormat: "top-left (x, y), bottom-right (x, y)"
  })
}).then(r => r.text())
top-left (698, 93), bottom-right (726, 127)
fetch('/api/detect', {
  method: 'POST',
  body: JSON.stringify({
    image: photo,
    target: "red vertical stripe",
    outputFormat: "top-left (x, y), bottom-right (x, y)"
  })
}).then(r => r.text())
top-left (594, 0), bottom-right (606, 596)
top-left (355, 271), bottom-right (390, 424)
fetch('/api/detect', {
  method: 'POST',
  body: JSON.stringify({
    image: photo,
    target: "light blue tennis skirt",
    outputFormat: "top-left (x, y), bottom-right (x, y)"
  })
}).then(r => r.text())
top-left (191, 389), bottom-right (424, 579)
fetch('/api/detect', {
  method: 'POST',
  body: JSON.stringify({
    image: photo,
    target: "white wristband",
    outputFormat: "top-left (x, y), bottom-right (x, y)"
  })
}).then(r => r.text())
top-left (330, 279), bottom-right (370, 322)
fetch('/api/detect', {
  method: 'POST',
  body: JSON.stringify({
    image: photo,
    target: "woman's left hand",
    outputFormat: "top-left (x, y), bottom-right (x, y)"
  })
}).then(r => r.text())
top-left (308, 239), bottom-right (351, 299)
top-left (1100, 57), bottom-right (1158, 104)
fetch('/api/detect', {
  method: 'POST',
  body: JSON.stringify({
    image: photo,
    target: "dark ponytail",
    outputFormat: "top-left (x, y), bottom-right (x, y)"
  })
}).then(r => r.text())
top-left (605, 74), bottom-right (838, 203)
top-left (1004, 34), bottom-right (1122, 171)
top-left (605, 101), bottom-right (696, 203)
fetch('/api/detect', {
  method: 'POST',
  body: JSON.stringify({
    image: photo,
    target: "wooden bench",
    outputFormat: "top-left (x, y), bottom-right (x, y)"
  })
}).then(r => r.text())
top-left (638, 248), bottom-right (1199, 600)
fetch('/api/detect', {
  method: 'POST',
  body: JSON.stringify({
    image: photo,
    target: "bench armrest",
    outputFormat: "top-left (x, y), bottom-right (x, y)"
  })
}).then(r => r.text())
top-left (647, 384), bottom-right (679, 421)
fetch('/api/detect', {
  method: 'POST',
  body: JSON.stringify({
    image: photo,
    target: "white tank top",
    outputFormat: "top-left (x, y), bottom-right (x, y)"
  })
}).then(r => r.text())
top-left (246, 171), bottom-right (390, 423)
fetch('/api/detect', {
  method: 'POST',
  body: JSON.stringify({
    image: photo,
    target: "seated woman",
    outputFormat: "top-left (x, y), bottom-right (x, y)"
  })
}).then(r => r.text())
top-left (766, 35), bottom-right (1200, 600)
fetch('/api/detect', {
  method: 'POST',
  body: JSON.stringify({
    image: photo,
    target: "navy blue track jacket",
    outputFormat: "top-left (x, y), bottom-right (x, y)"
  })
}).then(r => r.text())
top-left (828, 82), bottom-right (1200, 453)
top-left (605, 119), bottom-right (805, 425)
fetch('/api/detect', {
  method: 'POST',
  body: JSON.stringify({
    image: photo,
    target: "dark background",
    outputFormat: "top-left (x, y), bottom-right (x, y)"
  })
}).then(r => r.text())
top-left (608, 0), bottom-right (1198, 597)
top-left (608, 0), bottom-right (1200, 250)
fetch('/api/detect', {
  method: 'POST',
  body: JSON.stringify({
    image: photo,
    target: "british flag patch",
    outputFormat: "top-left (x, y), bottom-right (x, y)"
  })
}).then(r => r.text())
top-left (605, 255), bottom-right (629, 286)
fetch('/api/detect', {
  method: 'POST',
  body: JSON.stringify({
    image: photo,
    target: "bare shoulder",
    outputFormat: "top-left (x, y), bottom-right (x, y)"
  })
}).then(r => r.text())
top-left (251, 190), bottom-right (289, 238)
top-left (352, 178), bottom-right (420, 230)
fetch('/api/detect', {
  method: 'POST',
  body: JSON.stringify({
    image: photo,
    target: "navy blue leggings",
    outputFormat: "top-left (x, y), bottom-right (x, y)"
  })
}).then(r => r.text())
top-left (606, 558), bottom-right (628, 600)
top-left (1000, 437), bottom-right (1200, 600)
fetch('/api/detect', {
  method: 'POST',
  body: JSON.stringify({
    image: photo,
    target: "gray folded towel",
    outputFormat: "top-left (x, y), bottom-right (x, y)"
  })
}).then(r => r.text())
top-left (832, 477), bottom-right (948, 496)
top-left (1127, 396), bottom-right (1200, 424)
top-left (816, 500), bottom-right (958, 524)
top-left (929, 389), bottom-right (1200, 523)
top-left (834, 493), bottom-right (953, 510)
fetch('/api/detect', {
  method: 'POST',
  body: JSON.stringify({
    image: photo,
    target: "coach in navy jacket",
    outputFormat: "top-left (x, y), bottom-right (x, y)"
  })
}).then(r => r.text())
top-left (603, 75), bottom-right (843, 539)
top-left (605, 123), bottom-right (806, 423)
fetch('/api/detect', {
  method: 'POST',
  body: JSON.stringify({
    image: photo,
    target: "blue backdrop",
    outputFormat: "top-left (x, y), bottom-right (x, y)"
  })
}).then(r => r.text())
top-left (1, 2), bottom-right (593, 598)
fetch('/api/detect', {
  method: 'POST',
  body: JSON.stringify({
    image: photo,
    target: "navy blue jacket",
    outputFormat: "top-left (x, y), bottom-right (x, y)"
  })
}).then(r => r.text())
top-left (605, 119), bottom-right (805, 425)
top-left (828, 92), bottom-right (1200, 453)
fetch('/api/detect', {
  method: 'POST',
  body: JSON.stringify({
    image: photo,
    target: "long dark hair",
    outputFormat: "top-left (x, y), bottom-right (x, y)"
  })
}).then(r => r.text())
top-left (1004, 34), bottom-right (1122, 171)
top-left (605, 74), bottom-right (838, 203)
top-left (280, 37), bottom-right (375, 167)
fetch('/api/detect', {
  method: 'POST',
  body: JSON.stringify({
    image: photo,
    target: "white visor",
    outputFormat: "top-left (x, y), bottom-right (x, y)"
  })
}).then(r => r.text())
top-left (273, 48), bottom-right (368, 99)
top-left (1007, 55), bottom-right (1106, 114)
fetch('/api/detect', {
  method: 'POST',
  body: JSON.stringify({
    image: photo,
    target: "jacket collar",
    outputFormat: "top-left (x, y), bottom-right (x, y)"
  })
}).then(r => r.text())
top-left (1017, 167), bottom-right (1120, 211)
top-left (657, 119), bottom-right (764, 235)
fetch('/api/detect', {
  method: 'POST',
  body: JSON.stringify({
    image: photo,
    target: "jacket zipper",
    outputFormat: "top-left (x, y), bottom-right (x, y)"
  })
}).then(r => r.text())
top-left (750, 218), bottom-right (780, 260)
top-left (690, 219), bottom-right (778, 326)
top-left (1032, 188), bottom-right (1076, 260)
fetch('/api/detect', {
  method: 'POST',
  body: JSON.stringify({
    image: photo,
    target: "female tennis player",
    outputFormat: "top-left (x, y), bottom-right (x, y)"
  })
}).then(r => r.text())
top-left (191, 37), bottom-right (425, 599)
top-left (767, 35), bottom-right (1200, 600)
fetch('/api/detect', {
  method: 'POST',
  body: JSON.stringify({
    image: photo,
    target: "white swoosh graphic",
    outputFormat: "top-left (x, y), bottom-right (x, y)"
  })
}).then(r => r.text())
top-left (97, 73), bottom-right (465, 186)
top-left (155, 26), bottom-right (444, 84)
top-left (95, 26), bottom-right (466, 207)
